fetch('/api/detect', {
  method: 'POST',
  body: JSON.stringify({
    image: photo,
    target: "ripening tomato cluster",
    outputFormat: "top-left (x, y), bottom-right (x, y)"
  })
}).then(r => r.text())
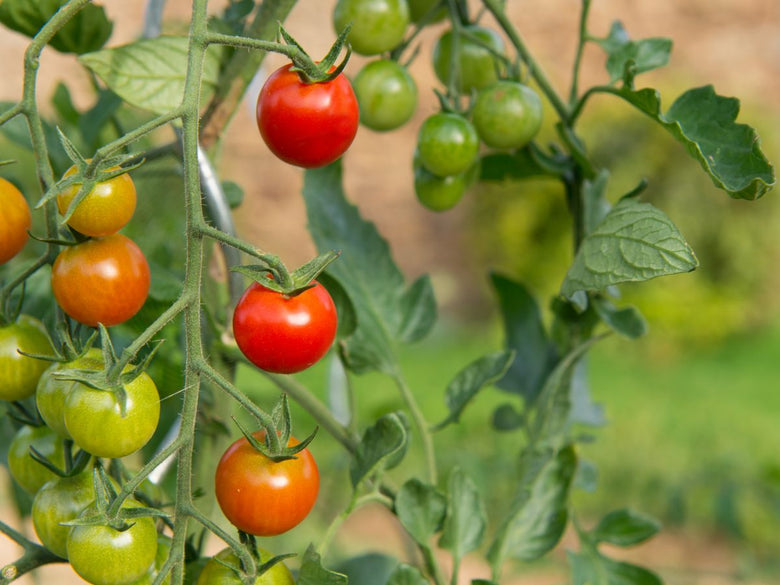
top-left (52, 166), bottom-right (150, 327)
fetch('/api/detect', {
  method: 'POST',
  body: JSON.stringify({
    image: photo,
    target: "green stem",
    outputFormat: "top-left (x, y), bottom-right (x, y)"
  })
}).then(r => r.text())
top-left (317, 491), bottom-right (393, 557)
top-left (392, 372), bottom-right (437, 485)
top-left (569, 0), bottom-right (592, 105)
top-left (263, 372), bottom-right (359, 453)
top-left (481, 0), bottom-right (570, 122)
top-left (0, 521), bottom-right (64, 585)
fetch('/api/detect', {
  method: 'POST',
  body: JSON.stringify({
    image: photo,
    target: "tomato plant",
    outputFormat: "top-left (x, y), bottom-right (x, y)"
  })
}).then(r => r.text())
top-left (0, 2), bottom-right (775, 585)
top-left (51, 233), bottom-right (150, 327)
top-left (195, 548), bottom-right (295, 585)
top-left (417, 113), bottom-right (479, 177)
top-left (333, 0), bottom-right (409, 56)
top-left (353, 59), bottom-right (418, 132)
top-left (472, 81), bottom-right (544, 149)
top-left (0, 314), bottom-right (53, 402)
top-left (232, 279), bottom-right (337, 374)
top-left (215, 432), bottom-right (319, 536)
top-left (66, 504), bottom-right (158, 585)
top-left (57, 165), bottom-right (137, 237)
top-left (6, 424), bottom-right (66, 494)
top-left (0, 176), bottom-right (31, 265)
top-left (31, 471), bottom-right (96, 559)
top-left (63, 365), bottom-right (160, 459)
top-left (256, 64), bottom-right (358, 168)
top-left (432, 25), bottom-right (505, 92)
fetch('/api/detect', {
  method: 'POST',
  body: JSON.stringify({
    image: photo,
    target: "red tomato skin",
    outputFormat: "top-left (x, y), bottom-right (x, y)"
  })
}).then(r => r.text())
top-left (0, 177), bottom-right (31, 264)
top-left (51, 233), bottom-right (150, 327)
top-left (215, 433), bottom-right (320, 536)
top-left (232, 280), bottom-right (337, 374)
top-left (256, 64), bottom-right (359, 168)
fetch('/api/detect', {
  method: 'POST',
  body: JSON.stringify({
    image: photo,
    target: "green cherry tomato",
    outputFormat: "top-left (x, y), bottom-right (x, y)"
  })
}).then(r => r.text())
top-left (63, 361), bottom-right (160, 459)
top-left (67, 504), bottom-right (158, 585)
top-left (353, 60), bottom-right (418, 132)
top-left (57, 165), bottom-right (137, 237)
top-left (32, 471), bottom-right (96, 559)
top-left (333, 0), bottom-right (409, 56)
top-left (433, 25), bottom-right (505, 93)
top-left (196, 547), bottom-right (295, 585)
top-left (0, 315), bottom-right (53, 402)
top-left (7, 425), bottom-right (66, 494)
top-left (408, 0), bottom-right (446, 23)
top-left (472, 81), bottom-right (543, 149)
top-left (36, 348), bottom-right (104, 438)
top-left (417, 113), bottom-right (479, 177)
top-left (414, 157), bottom-right (480, 211)
top-left (0, 176), bottom-right (31, 265)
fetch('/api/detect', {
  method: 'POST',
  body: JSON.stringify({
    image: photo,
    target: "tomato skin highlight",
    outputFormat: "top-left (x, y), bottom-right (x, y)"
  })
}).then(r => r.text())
top-left (0, 176), bottom-right (31, 264)
top-left (215, 433), bottom-right (319, 536)
top-left (232, 280), bottom-right (337, 374)
top-left (57, 165), bottom-right (137, 237)
top-left (51, 233), bottom-right (150, 327)
top-left (0, 315), bottom-right (54, 402)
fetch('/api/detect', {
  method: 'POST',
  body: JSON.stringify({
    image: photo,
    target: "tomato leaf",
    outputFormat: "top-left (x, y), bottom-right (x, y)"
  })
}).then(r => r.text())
top-left (386, 564), bottom-right (429, 585)
top-left (79, 37), bottom-right (221, 115)
top-left (612, 85), bottom-right (775, 200)
top-left (568, 550), bottom-right (663, 585)
top-left (303, 163), bottom-right (436, 374)
top-left (0, 0), bottom-right (112, 55)
top-left (298, 546), bottom-right (348, 585)
top-left (432, 351), bottom-right (514, 430)
top-left (335, 553), bottom-right (399, 585)
top-left (491, 402), bottom-right (524, 432)
top-left (560, 199), bottom-right (698, 298)
top-left (591, 509), bottom-right (661, 547)
top-left (592, 297), bottom-right (647, 339)
top-left (349, 412), bottom-right (408, 488)
top-left (398, 275), bottom-right (437, 343)
top-left (595, 21), bottom-right (672, 85)
top-left (491, 274), bottom-right (558, 402)
top-left (487, 445), bottom-right (576, 567)
top-left (395, 479), bottom-right (447, 545)
top-left (438, 468), bottom-right (486, 563)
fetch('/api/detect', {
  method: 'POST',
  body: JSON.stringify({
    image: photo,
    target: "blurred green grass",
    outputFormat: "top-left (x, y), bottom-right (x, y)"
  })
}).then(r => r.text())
top-left (236, 318), bottom-right (780, 560)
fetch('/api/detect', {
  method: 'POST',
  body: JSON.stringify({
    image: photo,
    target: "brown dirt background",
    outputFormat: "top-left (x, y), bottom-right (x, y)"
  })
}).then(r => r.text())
top-left (1, 0), bottom-right (779, 584)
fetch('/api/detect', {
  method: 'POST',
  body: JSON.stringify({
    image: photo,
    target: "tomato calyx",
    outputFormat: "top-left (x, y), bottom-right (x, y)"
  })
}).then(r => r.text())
top-left (277, 23), bottom-right (352, 84)
top-left (231, 249), bottom-right (340, 297)
top-left (234, 394), bottom-right (318, 462)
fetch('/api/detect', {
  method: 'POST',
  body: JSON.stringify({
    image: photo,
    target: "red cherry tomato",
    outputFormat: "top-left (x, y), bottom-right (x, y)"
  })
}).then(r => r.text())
top-left (256, 64), bottom-right (359, 168)
top-left (215, 433), bottom-right (319, 536)
top-left (51, 233), bottom-right (150, 327)
top-left (0, 176), bottom-right (31, 264)
top-left (232, 280), bottom-right (337, 374)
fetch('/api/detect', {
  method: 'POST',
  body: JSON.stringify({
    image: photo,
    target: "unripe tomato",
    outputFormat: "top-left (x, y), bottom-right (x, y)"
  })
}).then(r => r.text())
top-left (256, 64), bottom-right (359, 168)
top-left (67, 503), bottom-right (158, 585)
top-left (0, 315), bottom-right (53, 402)
top-left (57, 165), bottom-right (136, 237)
top-left (433, 25), bottom-right (505, 93)
top-left (32, 471), bottom-right (96, 559)
top-left (353, 60), bottom-right (418, 132)
top-left (196, 548), bottom-right (295, 585)
top-left (0, 176), bottom-right (31, 264)
top-left (333, 0), bottom-right (410, 56)
top-left (215, 433), bottom-right (319, 536)
top-left (7, 425), bottom-right (66, 494)
top-left (409, 0), bottom-right (446, 23)
top-left (233, 280), bottom-right (337, 374)
top-left (63, 365), bottom-right (160, 459)
top-left (472, 81), bottom-right (543, 149)
top-left (417, 113), bottom-right (479, 177)
top-left (414, 157), bottom-right (480, 212)
top-left (36, 348), bottom-right (104, 438)
top-left (51, 233), bottom-right (150, 327)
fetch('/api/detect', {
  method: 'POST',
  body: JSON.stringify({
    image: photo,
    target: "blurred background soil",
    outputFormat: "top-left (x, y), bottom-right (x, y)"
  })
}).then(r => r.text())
top-left (1, 1), bottom-right (779, 584)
